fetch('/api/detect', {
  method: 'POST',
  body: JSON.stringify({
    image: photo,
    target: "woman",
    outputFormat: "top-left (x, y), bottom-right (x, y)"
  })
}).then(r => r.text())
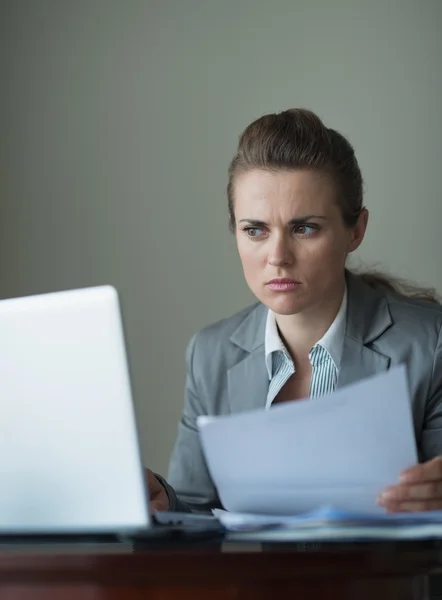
top-left (147, 108), bottom-right (442, 515)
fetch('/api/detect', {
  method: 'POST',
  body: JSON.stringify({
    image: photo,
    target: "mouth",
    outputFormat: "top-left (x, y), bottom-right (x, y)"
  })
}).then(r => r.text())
top-left (266, 278), bottom-right (301, 292)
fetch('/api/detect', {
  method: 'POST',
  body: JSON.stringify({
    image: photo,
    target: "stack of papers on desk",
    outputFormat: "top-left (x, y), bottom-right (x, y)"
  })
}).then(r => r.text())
top-left (198, 366), bottom-right (442, 541)
top-left (213, 506), bottom-right (442, 541)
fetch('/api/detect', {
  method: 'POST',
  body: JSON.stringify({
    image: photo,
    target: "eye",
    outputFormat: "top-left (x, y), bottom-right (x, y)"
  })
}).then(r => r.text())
top-left (244, 227), bottom-right (265, 239)
top-left (293, 224), bottom-right (318, 236)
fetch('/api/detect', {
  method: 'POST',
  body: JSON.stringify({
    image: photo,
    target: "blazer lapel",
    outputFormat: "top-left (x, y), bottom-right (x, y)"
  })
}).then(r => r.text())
top-left (338, 337), bottom-right (390, 388)
top-left (228, 345), bottom-right (269, 413)
top-left (227, 304), bottom-right (269, 414)
top-left (338, 271), bottom-right (393, 388)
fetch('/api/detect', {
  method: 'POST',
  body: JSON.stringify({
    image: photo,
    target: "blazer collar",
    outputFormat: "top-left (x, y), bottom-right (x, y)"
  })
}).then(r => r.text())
top-left (228, 303), bottom-right (268, 414)
top-left (338, 271), bottom-right (393, 388)
top-left (344, 270), bottom-right (393, 345)
top-left (229, 302), bottom-right (267, 352)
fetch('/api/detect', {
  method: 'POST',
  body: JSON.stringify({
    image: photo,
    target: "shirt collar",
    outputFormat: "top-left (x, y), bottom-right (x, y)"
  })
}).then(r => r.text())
top-left (264, 286), bottom-right (348, 379)
top-left (264, 308), bottom-right (288, 377)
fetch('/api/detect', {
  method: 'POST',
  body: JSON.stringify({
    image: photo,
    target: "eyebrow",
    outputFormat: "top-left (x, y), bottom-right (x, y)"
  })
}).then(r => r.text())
top-left (239, 215), bottom-right (327, 226)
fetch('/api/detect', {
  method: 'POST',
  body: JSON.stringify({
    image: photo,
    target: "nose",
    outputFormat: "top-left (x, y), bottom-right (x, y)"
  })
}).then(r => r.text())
top-left (267, 234), bottom-right (294, 267)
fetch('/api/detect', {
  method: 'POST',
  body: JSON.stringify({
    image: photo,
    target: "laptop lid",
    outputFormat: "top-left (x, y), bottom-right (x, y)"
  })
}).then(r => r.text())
top-left (0, 286), bottom-right (151, 534)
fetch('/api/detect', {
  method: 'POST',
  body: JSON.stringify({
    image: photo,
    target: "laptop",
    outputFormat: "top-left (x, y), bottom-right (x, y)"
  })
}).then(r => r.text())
top-left (0, 285), bottom-right (221, 543)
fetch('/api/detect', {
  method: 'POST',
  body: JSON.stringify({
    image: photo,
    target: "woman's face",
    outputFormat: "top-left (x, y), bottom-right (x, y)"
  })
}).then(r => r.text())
top-left (234, 169), bottom-right (367, 316)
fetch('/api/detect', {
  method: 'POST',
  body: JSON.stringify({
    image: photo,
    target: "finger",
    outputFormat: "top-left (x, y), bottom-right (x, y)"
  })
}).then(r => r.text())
top-left (378, 482), bottom-right (442, 504)
top-left (381, 499), bottom-right (442, 513)
top-left (400, 457), bottom-right (442, 484)
top-left (145, 468), bottom-right (159, 489)
top-left (149, 499), bottom-right (169, 513)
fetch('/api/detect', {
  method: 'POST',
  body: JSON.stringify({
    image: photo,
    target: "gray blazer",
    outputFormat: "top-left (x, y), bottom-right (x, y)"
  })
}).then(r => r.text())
top-left (161, 272), bottom-right (442, 513)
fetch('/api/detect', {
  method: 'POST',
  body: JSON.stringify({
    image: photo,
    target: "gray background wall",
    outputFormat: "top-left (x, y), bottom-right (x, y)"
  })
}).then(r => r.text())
top-left (1, 0), bottom-right (441, 474)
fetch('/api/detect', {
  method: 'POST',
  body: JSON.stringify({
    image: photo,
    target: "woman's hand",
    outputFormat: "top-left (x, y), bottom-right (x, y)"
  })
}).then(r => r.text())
top-left (145, 468), bottom-right (170, 513)
top-left (377, 456), bottom-right (442, 512)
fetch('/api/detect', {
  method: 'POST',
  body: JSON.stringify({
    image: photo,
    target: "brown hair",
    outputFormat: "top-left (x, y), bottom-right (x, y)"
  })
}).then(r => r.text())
top-left (227, 108), bottom-right (439, 304)
top-left (356, 269), bottom-right (439, 304)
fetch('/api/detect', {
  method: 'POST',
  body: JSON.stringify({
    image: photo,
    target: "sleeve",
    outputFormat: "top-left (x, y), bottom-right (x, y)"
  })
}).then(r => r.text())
top-left (163, 333), bottom-right (221, 512)
top-left (420, 324), bottom-right (442, 461)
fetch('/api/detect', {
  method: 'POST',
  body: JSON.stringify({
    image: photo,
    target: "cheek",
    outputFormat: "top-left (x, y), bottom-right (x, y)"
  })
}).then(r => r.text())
top-left (297, 236), bottom-right (349, 272)
top-left (322, 234), bottom-right (351, 263)
top-left (236, 239), bottom-right (266, 275)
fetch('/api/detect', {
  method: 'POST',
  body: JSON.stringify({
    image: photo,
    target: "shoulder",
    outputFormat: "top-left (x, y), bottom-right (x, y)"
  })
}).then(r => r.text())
top-left (189, 302), bottom-right (263, 356)
top-left (374, 291), bottom-right (442, 370)
top-left (184, 302), bottom-right (266, 390)
top-left (346, 271), bottom-right (442, 342)
top-left (183, 302), bottom-right (265, 404)
top-left (386, 292), bottom-right (442, 333)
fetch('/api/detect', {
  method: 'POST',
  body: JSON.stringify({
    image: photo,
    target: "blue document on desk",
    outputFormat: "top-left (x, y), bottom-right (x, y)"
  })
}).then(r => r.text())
top-left (198, 366), bottom-right (417, 517)
top-left (213, 506), bottom-right (442, 541)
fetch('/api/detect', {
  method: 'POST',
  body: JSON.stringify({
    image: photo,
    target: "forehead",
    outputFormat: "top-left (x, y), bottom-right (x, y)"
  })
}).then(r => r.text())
top-left (233, 169), bottom-right (339, 218)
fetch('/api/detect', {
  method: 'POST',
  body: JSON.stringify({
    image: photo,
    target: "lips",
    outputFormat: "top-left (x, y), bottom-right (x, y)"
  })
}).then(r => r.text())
top-left (266, 278), bottom-right (300, 292)
top-left (267, 278), bottom-right (299, 285)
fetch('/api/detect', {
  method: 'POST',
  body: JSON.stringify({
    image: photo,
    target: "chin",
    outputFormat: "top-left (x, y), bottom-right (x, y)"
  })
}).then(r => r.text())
top-left (263, 295), bottom-right (310, 316)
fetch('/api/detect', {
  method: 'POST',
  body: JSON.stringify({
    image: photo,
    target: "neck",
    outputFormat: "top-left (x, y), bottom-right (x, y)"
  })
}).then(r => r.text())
top-left (275, 279), bottom-right (346, 364)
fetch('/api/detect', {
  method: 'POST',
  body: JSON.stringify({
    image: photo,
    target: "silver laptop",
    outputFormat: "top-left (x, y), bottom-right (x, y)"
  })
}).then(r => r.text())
top-left (0, 286), bottom-right (218, 539)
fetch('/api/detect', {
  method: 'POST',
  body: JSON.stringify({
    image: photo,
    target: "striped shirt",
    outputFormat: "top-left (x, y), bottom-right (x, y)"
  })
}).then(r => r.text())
top-left (264, 289), bottom-right (347, 408)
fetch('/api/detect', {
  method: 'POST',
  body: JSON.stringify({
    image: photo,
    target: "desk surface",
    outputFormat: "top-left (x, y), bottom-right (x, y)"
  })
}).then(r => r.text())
top-left (0, 540), bottom-right (440, 599)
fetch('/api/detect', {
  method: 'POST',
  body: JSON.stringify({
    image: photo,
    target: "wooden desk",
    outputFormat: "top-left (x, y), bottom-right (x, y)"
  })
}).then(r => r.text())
top-left (0, 540), bottom-right (441, 599)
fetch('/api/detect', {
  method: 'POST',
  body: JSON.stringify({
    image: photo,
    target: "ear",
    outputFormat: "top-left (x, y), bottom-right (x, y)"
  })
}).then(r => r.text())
top-left (348, 208), bottom-right (369, 253)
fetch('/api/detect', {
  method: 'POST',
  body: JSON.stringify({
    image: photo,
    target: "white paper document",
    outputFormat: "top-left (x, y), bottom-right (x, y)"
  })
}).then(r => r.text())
top-left (198, 365), bottom-right (418, 516)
